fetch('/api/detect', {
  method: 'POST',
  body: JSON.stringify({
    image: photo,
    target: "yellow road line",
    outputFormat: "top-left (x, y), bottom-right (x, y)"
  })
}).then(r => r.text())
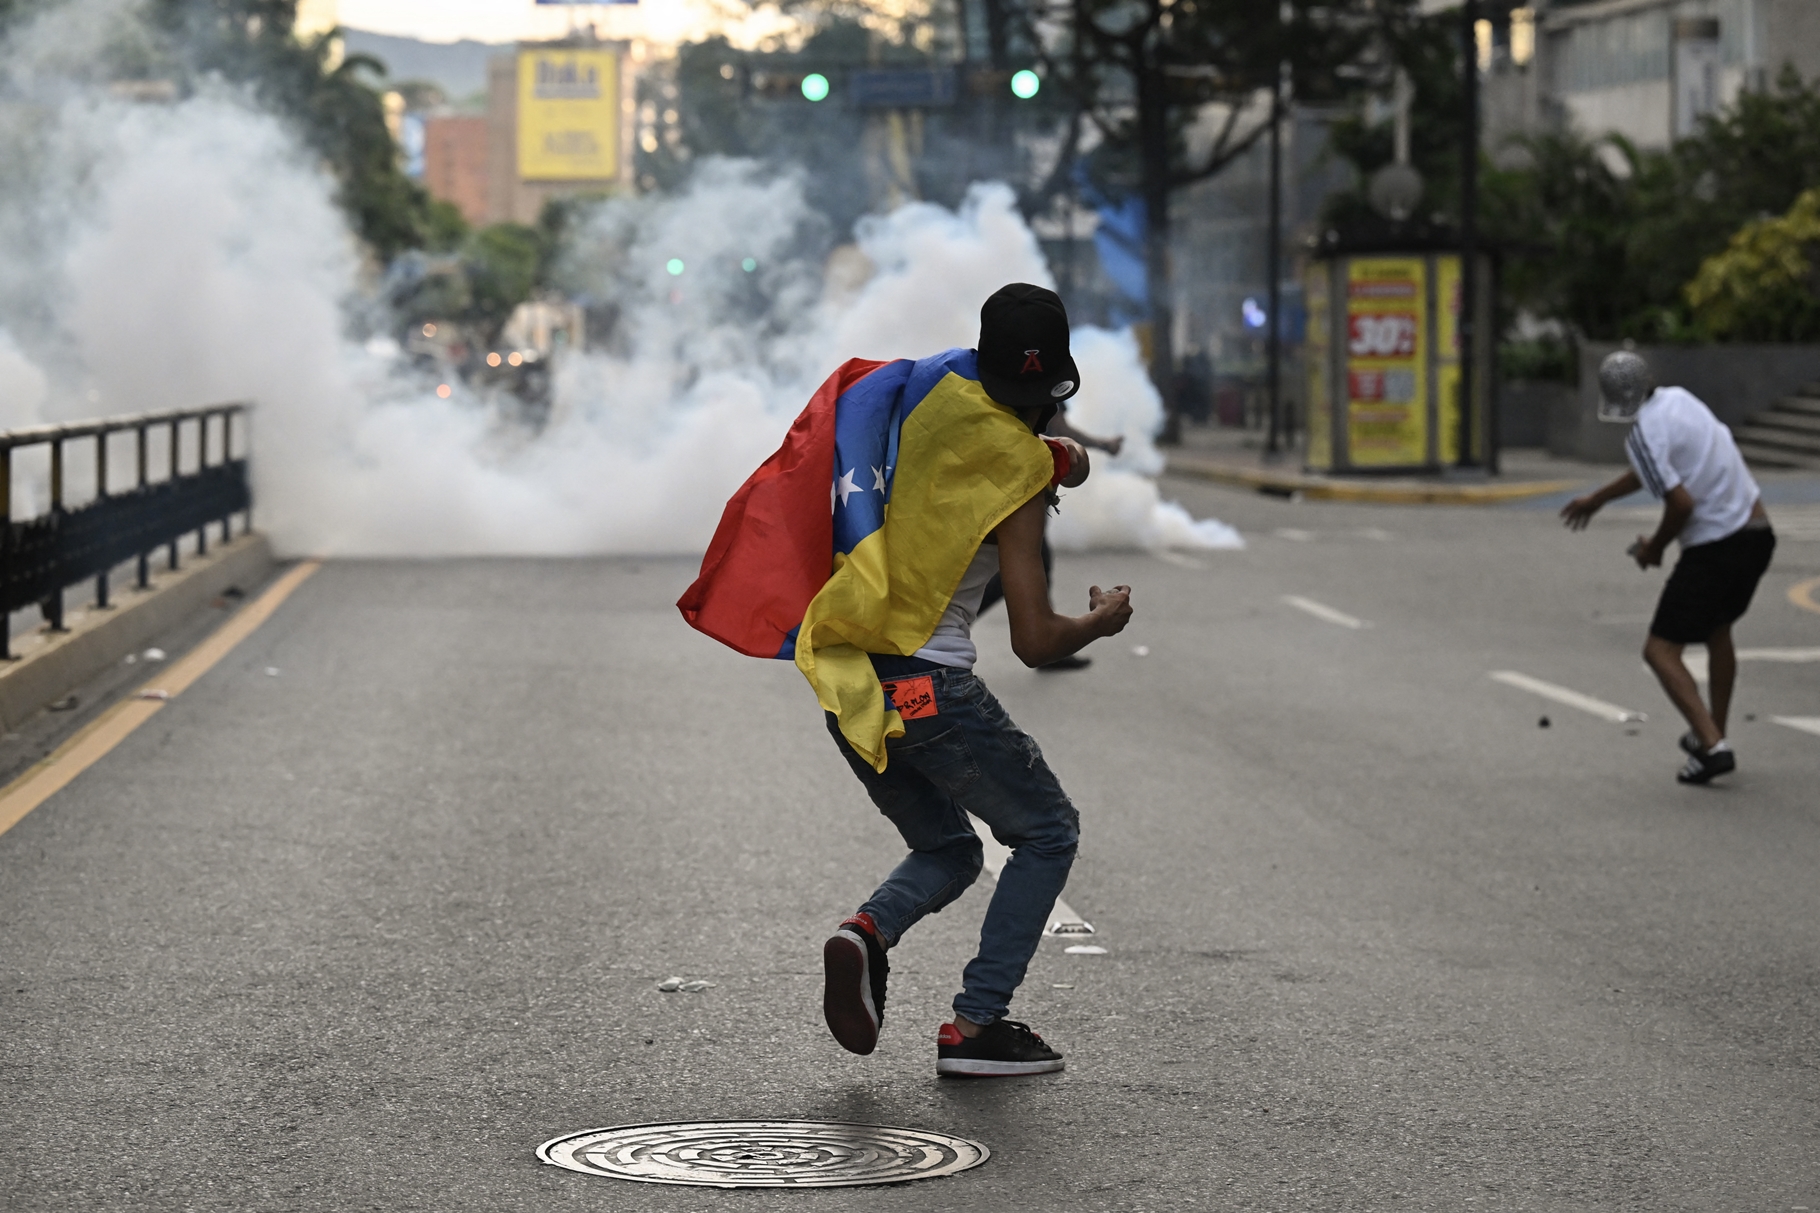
top-left (1791, 576), bottom-right (1820, 617)
top-left (0, 559), bottom-right (321, 839)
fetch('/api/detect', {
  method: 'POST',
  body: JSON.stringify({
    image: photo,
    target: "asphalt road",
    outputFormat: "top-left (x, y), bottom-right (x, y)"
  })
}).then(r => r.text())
top-left (2, 473), bottom-right (1818, 1212)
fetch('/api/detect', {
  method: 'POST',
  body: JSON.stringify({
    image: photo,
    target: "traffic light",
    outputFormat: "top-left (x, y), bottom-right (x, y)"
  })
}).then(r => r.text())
top-left (1010, 69), bottom-right (1040, 99)
top-left (749, 71), bottom-right (831, 101)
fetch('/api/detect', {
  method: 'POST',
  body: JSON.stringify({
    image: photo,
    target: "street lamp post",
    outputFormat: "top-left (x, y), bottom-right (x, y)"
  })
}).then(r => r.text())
top-left (1265, 69), bottom-right (1284, 458)
top-left (1265, 4), bottom-right (1290, 459)
top-left (1458, 0), bottom-right (1480, 469)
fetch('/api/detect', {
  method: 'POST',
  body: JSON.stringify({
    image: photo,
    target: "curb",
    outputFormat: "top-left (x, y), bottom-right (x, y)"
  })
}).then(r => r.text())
top-left (0, 533), bottom-right (275, 732)
top-left (1163, 457), bottom-right (1581, 505)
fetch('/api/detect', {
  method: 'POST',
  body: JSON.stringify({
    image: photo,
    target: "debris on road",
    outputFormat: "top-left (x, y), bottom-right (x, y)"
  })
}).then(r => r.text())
top-left (1539, 716), bottom-right (1551, 728)
top-left (136, 690), bottom-right (171, 701)
top-left (122, 653), bottom-right (137, 665)
top-left (142, 648), bottom-right (166, 662)
top-left (657, 977), bottom-right (685, 992)
top-left (48, 696), bottom-right (78, 712)
top-left (679, 980), bottom-right (715, 993)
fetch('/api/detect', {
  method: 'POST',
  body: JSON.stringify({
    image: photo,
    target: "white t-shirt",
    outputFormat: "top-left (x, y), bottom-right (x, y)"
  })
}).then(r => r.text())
top-left (915, 542), bottom-right (999, 668)
top-left (1624, 386), bottom-right (1761, 548)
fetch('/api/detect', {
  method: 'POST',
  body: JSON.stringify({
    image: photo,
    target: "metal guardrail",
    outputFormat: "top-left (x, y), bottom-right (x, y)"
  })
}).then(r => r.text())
top-left (0, 403), bottom-right (251, 659)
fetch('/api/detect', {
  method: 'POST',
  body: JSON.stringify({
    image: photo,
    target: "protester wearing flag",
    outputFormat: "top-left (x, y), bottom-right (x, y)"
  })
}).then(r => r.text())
top-left (678, 284), bottom-right (1133, 1077)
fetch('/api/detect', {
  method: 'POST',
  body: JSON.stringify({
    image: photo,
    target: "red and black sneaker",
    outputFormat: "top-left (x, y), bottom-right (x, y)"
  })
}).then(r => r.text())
top-left (823, 913), bottom-right (889, 1055)
top-left (936, 1019), bottom-right (1065, 1077)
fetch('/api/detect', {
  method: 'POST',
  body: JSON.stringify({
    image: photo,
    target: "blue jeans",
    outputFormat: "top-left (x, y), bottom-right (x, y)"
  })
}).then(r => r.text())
top-left (825, 659), bottom-right (1080, 1026)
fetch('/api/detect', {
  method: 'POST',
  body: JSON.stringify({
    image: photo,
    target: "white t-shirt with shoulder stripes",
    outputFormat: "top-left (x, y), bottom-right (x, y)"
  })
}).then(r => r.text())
top-left (1624, 386), bottom-right (1761, 549)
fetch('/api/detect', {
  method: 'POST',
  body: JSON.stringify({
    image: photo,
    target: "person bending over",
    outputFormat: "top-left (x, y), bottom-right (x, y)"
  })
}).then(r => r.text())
top-left (1561, 350), bottom-right (1776, 784)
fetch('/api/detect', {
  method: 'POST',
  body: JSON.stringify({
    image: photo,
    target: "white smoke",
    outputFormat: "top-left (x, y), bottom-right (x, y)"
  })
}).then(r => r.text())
top-left (0, 328), bottom-right (48, 430)
top-left (0, 4), bottom-right (1241, 557)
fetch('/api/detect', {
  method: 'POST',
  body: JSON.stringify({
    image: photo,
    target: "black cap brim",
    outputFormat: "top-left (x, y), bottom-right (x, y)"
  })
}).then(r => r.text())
top-left (978, 353), bottom-right (1081, 411)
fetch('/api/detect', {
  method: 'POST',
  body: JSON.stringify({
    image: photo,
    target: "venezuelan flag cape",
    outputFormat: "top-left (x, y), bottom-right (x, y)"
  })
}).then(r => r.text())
top-left (678, 348), bottom-right (1054, 771)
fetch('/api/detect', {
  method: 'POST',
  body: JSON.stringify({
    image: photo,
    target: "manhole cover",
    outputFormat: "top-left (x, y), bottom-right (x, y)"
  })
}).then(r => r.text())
top-left (537, 1119), bottom-right (989, 1188)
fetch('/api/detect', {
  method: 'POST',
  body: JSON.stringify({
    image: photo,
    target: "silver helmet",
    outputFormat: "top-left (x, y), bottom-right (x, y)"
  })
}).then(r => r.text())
top-left (1597, 350), bottom-right (1655, 423)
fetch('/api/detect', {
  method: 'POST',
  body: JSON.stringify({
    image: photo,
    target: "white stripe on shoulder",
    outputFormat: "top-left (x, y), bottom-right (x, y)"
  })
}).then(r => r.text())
top-left (1627, 428), bottom-right (1666, 496)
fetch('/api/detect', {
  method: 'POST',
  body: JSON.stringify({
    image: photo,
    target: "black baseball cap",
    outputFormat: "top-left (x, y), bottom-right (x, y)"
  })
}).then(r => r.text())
top-left (977, 283), bottom-right (1080, 410)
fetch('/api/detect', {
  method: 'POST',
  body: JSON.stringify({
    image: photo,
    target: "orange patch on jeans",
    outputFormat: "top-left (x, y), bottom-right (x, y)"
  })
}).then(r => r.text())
top-left (880, 675), bottom-right (938, 720)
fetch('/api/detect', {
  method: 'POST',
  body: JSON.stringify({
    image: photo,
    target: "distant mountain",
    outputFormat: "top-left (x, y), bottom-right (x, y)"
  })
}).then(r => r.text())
top-left (341, 29), bottom-right (510, 102)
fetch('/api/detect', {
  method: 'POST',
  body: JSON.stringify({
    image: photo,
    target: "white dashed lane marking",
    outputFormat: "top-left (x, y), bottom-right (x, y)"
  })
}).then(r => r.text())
top-left (1283, 595), bottom-right (1368, 630)
top-left (1489, 670), bottom-right (1648, 723)
top-left (968, 813), bottom-right (1094, 938)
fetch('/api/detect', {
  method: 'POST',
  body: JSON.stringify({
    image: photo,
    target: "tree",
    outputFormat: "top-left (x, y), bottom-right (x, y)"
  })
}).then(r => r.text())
top-left (1476, 129), bottom-right (1650, 340)
top-left (463, 223), bottom-right (549, 340)
top-left (643, 20), bottom-right (1001, 237)
top-left (1327, 42), bottom-right (1820, 342)
top-left (648, 0), bottom-right (1398, 423)
top-left (1320, 8), bottom-right (1467, 230)
top-left (1021, 0), bottom-right (1407, 436)
top-left (1685, 187), bottom-right (1820, 343)
top-left (1624, 67), bottom-right (1820, 338)
top-left (141, 0), bottom-right (463, 261)
top-left (1, 0), bottom-right (462, 260)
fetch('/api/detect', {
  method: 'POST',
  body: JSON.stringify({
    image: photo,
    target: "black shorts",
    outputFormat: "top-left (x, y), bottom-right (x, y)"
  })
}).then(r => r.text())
top-left (1649, 526), bottom-right (1776, 644)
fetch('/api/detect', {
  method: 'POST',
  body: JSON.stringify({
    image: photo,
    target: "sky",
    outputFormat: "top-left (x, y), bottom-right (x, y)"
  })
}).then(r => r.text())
top-left (332, 0), bottom-right (788, 47)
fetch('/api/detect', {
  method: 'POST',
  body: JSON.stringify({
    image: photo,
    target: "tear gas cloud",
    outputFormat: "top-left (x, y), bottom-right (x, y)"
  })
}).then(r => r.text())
top-left (0, 1), bottom-right (1241, 557)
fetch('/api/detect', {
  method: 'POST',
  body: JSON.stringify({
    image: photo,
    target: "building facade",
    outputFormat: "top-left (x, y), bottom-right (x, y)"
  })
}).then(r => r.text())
top-left (484, 42), bottom-right (638, 225)
top-left (422, 117), bottom-right (490, 227)
top-left (1488, 0), bottom-right (1820, 150)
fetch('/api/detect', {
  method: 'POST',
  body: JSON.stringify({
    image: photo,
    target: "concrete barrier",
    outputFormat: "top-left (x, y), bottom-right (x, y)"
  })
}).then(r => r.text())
top-left (0, 532), bottom-right (275, 732)
top-left (1499, 380), bottom-right (1571, 448)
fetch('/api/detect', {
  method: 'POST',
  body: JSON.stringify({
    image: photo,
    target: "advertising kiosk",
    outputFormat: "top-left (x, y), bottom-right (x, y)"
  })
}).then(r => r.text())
top-left (1304, 232), bottom-right (1494, 473)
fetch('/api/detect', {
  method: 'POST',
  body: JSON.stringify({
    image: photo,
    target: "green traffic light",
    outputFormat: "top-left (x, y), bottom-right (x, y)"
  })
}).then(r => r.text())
top-left (801, 73), bottom-right (830, 102)
top-left (1010, 69), bottom-right (1040, 99)
top-left (666, 258), bottom-right (685, 276)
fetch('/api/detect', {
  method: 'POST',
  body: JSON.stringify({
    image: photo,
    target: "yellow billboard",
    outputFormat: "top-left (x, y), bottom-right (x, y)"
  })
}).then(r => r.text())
top-left (517, 49), bottom-right (619, 182)
top-left (1344, 257), bottom-right (1428, 467)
